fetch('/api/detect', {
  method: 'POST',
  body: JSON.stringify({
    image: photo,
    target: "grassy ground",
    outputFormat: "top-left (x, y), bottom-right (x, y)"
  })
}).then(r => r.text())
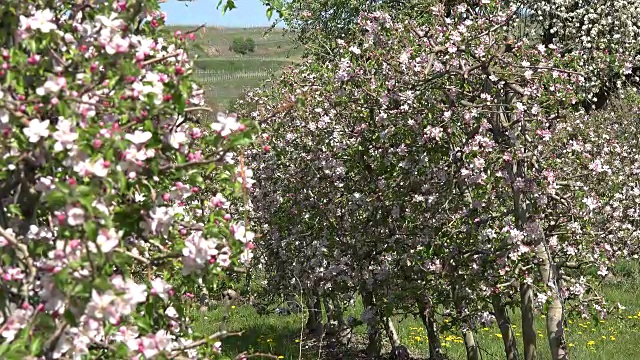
top-left (164, 26), bottom-right (300, 112)
top-left (190, 262), bottom-right (640, 359)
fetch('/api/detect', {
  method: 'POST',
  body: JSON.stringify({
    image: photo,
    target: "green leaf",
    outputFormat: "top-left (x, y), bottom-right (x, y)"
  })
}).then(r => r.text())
top-left (30, 336), bottom-right (43, 356)
top-left (228, 136), bottom-right (253, 148)
top-left (118, 171), bottom-right (127, 192)
top-left (46, 190), bottom-right (67, 208)
top-left (78, 191), bottom-right (95, 213)
top-left (84, 221), bottom-right (98, 241)
top-left (0, 341), bottom-right (10, 357)
top-left (76, 185), bottom-right (93, 198)
top-left (189, 172), bottom-right (204, 186)
top-left (63, 309), bottom-right (79, 327)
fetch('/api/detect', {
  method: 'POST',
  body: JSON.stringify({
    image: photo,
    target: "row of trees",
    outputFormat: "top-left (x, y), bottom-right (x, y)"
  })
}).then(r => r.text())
top-left (238, 0), bottom-right (640, 359)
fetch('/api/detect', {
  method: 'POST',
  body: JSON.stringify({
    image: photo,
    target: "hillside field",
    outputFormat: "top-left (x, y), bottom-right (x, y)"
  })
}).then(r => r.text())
top-left (166, 25), bottom-right (302, 112)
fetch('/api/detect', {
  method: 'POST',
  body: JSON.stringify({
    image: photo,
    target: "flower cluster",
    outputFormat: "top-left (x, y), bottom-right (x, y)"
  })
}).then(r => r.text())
top-left (0, 0), bottom-right (255, 358)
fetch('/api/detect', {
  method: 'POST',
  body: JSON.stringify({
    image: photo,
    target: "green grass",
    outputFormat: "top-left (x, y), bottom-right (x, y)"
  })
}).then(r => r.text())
top-left (190, 264), bottom-right (640, 359)
top-left (193, 58), bottom-right (297, 72)
top-left (167, 26), bottom-right (301, 59)
top-left (200, 76), bottom-right (269, 112)
top-left (165, 26), bottom-right (300, 111)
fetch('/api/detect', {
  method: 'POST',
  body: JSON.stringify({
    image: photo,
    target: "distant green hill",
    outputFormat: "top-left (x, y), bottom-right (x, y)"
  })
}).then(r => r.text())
top-left (165, 26), bottom-right (301, 112)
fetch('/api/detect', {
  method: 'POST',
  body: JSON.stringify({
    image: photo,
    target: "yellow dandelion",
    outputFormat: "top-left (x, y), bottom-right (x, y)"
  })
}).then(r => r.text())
top-left (568, 343), bottom-right (575, 347)
top-left (587, 340), bottom-right (595, 346)
top-left (495, 334), bottom-right (503, 338)
top-left (414, 336), bottom-right (422, 341)
top-left (610, 336), bottom-right (616, 341)
top-left (278, 357), bottom-right (284, 359)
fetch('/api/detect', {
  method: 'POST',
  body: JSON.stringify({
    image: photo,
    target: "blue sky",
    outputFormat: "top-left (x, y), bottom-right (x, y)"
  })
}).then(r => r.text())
top-left (161, 0), bottom-right (277, 27)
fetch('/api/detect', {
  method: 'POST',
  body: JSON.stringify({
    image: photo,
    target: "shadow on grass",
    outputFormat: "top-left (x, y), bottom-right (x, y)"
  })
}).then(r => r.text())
top-left (191, 304), bottom-right (307, 358)
top-left (220, 323), bottom-right (302, 359)
top-left (191, 304), bottom-right (391, 359)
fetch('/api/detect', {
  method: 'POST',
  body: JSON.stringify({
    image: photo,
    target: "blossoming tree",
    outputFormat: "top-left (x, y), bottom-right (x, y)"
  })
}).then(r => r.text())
top-left (239, 1), bottom-right (640, 360)
top-left (0, 0), bottom-right (258, 358)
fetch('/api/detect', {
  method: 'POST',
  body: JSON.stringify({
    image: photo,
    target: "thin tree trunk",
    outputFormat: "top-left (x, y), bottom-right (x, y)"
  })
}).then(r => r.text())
top-left (305, 289), bottom-right (323, 335)
top-left (462, 329), bottom-right (479, 360)
top-left (497, 83), bottom-right (537, 360)
top-left (492, 295), bottom-right (518, 360)
top-left (323, 296), bottom-right (335, 334)
top-left (361, 289), bottom-right (382, 358)
top-left (384, 317), bottom-right (401, 347)
top-left (332, 297), bottom-right (346, 329)
top-left (383, 317), bottom-right (410, 359)
top-left (329, 296), bottom-right (349, 344)
top-left (520, 281), bottom-right (537, 360)
top-left (534, 242), bottom-right (568, 360)
top-left (417, 297), bottom-right (443, 359)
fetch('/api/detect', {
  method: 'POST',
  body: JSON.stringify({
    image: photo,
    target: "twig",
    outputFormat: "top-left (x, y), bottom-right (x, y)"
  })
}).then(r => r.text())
top-left (172, 331), bottom-right (242, 352)
top-left (142, 51), bottom-right (182, 66)
top-left (43, 321), bottom-right (68, 358)
top-left (234, 353), bottom-right (280, 360)
top-left (185, 24), bottom-right (206, 35)
top-left (185, 106), bottom-right (213, 112)
top-left (0, 226), bottom-right (35, 299)
top-left (114, 248), bottom-right (150, 264)
top-left (159, 155), bottom-right (226, 171)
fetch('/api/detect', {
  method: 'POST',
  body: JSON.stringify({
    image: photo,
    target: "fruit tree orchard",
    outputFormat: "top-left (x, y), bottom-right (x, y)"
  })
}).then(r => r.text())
top-left (237, 1), bottom-right (640, 360)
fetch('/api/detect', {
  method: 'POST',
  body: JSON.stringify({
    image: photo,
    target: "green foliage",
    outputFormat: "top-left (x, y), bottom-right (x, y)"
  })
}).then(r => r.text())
top-left (229, 37), bottom-right (257, 55)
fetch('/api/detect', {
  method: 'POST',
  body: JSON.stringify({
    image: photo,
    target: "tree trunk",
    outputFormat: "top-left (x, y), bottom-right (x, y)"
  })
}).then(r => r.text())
top-left (492, 295), bottom-right (518, 360)
top-left (332, 297), bottom-right (346, 329)
top-left (361, 289), bottom-right (382, 358)
top-left (383, 317), bottom-right (410, 359)
top-left (534, 242), bottom-right (568, 360)
top-left (305, 289), bottom-right (323, 335)
top-left (462, 329), bottom-right (479, 360)
top-left (417, 297), bottom-right (443, 359)
top-left (323, 296), bottom-right (335, 333)
top-left (520, 281), bottom-right (537, 360)
top-left (326, 296), bottom-right (349, 344)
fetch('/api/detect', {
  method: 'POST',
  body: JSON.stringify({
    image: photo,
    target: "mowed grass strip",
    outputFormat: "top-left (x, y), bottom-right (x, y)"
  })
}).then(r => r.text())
top-left (193, 58), bottom-right (296, 73)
